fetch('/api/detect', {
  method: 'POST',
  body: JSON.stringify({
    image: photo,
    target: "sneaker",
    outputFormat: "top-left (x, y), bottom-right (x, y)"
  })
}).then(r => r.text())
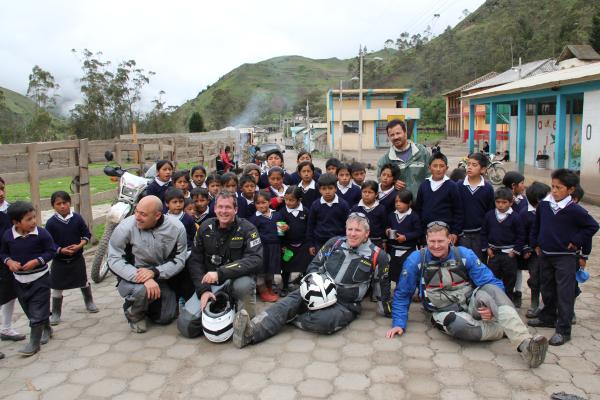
top-left (519, 334), bottom-right (548, 368)
top-left (258, 289), bottom-right (279, 303)
top-left (0, 328), bottom-right (26, 341)
top-left (527, 318), bottom-right (555, 328)
top-left (233, 310), bottom-right (254, 349)
top-left (129, 319), bottom-right (147, 334)
top-left (549, 332), bottom-right (570, 346)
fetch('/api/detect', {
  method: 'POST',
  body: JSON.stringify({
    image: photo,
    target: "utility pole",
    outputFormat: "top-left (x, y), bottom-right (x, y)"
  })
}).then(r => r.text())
top-left (338, 80), bottom-right (343, 160)
top-left (306, 99), bottom-right (311, 152)
top-left (358, 45), bottom-right (364, 162)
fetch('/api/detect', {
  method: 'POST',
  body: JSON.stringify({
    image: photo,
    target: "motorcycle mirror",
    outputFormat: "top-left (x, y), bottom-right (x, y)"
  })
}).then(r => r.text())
top-left (103, 166), bottom-right (120, 177)
top-left (104, 150), bottom-right (114, 162)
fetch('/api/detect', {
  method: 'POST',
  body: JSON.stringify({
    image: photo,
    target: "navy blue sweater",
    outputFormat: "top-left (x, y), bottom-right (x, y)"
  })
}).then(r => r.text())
top-left (414, 179), bottom-right (464, 235)
top-left (194, 207), bottom-right (215, 226)
top-left (337, 184), bottom-right (362, 209)
top-left (351, 203), bottom-right (388, 240)
top-left (512, 195), bottom-right (528, 214)
top-left (280, 208), bottom-right (309, 245)
top-left (249, 211), bottom-right (282, 244)
top-left (480, 210), bottom-right (525, 253)
top-left (300, 183), bottom-right (320, 211)
top-left (386, 211), bottom-right (422, 250)
top-left (45, 213), bottom-right (91, 260)
top-left (236, 196), bottom-right (257, 219)
top-left (146, 180), bottom-right (172, 204)
top-left (378, 187), bottom-right (398, 214)
top-left (458, 180), bottom-right (495, 233)
top-left (531, 200), bottom-right (599, 256)
top-left (0, 227), bottom-right (57, 276)
top-left (307, 198), bottom-right (350, 247)
top-left (520, 208), bottom-right (536, 253)
top-left (0, 211), bottom-right (11, 240)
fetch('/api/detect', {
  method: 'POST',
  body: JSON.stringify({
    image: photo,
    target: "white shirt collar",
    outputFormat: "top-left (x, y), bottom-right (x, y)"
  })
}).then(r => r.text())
top-left (301, 180), bottom-right (316, 191)
top-left (255, 209), bottom-right (274, 218)
top-left (0, 201), bottom-right (9, 213)
top-left (198, 207), bottom-right (210, 219)
top-left (463, 176), bottom-right (485, 188)
top-left (388, 142), bottom-right (415, 162)
top-left (320, 195), bottom-right (339, 206)
top-left (191, 181), bottom-right (207, 189)
top-left (12, 226), bottom-right (39, 239)
top-left (544, 194), bottom-right (572, 211)
top-left (337, 182), bottom-right (353, 194)
top-left (427, 175), bottom-right (450, 191)
top-left (155, 177), bottom-right (170, 186)
top-left (495, 208), bottom-right (513, 221)
top-left (286, 203), bottom-right (304, 217)
top-left (378, 185), bottom-right (394, 199)
top-left (242, 196), bottom-right (254, 205)
top-left (394, 208), bottom-right (413, 219)
top-left (514, 194), bottom-right (524, 203)
top-left (55, 211), bottom-right (74, 222)
top-left (270, 185), bottom-right (288, 197)
top-left (358, 199), bottom-right (379, 211)
top-left (527, 202), bottom-right (536, 212)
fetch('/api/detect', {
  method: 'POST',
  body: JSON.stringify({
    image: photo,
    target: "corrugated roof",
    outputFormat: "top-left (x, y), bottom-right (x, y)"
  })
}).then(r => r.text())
top-left (468, 59), bottom-right (557, 91)
top-left (557, 45), bottom-right (600, 63)
top-left (442, 71), bottom-right (499, 96)
top-left (463, 62), bottom-right (600, 100)
top-left (330, 88), bottom-right (410, 95)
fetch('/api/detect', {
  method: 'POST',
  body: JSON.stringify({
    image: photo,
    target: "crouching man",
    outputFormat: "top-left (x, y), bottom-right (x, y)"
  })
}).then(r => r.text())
top-left (386, 221), bottom-right (548, 368)
top-left (108, 195), bottom-right (187, 333)
top-left (233, 212), bottom-right (391, 348)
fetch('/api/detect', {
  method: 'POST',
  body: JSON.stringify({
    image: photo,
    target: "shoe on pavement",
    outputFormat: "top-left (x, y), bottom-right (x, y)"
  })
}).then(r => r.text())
top-left (233, 310), bottom-right (254, 349)
top-left (518, 334), bottom-right (548, 368)
top-left (527, 318), bottom-right (555, 328)
top-left (0, 328), bottom-right (26, 341)
top-left (129, 319), bottom-right (147, 334)
top-left (18, 325), bottom-right (43, 357)
top-left (41, 324), bottom-right (53, 345)
top-left (549, 332), bottom-right (570, 346)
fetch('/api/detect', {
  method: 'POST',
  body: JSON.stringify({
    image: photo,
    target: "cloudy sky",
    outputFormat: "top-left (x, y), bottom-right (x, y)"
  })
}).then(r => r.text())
top-left (0, 0), bottom-right (484, 113)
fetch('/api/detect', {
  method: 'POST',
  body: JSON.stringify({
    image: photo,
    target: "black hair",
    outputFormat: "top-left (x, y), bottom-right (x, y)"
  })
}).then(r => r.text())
top-left (51, 190), bottom-right (71, 205)
top-left (220, 172), bottom-right (239, 185)
top-left (191, 187), bottom-right (210, 199)
top-left (449, 168), bottom-right (467, 182)
top-left (349, 161), bottom-right (365, 174)
top-left (297, 161), bottom-right (315, 174)
top-left (386, 119), bottom-right (407, 133)
top-left (224, 146), bottom-right (231, 152)
top-left (551, 168), bottom-right (579, 189)
top-left (572, 184), bottom-right (585, 202)
top-left (172, 170), bottom-right (190, 184)
top-left (502, 171), bottom-right (525, 189)
top-left (468, 152), bottom-right (489, 168)
top-left (296, 150), bottom-right (312, 161)
top-left (205, 173), bottom-right (221, 186)
top-left (0, 176), bottom-right (5, 186)
top-left (285, 185), bottom-right (303, 200)
top-left (191, 165), bottom-right (207, 176)
top-left (361, 180), bottom-right (378, 193)
top-left (156, 159), bottom-right (174, 172)
top-left (267, 166), bottom-right (284, 178)
top-left (525, 181), bottom-right (551, 208)
top-left (428, 151), bottom-right (448, 166)
top-left (165, 187), bottom-right (185, 203)
top-left (7, 201), bottom-right (35, 223)
top-left (325, 158), bottom-right (341, 170)
top-left (184, 197), bottom-right (195, 208)
top-left (395, 189), bottom-right (413, 205)
top-left (239, 174), bottom-right (257, 188)
top-left (379, 163), bottom-right (400, 181)
top-left (494, 187), bottom-right (514, 202)
top-left (255, 189), bottom-right (272, 202)
top-left (317, 173), bottom-right (338, 188)
top-left (336, 163), bottom-right (351, 175)
top-left (265, 149), bottom-right (284, 163)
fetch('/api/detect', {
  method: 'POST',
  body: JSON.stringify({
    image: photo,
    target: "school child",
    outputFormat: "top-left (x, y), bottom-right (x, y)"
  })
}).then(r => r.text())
top-left (349, 161), bottom-right (367, 187)
top-left (297, 161), bottom-right (320, 210)
top-left (248, 191), bottom-right (282, 302)
top-left (45, 191), bottom-right (97, 326)
top-left (146, 160), bottom-right (174, 204)
top-left (521, 182), bottom-right (551, 319)
top-left (351, 180), bottom-right (387, 248)
top-left (190, 187), bottom-right (214, 226)
top-left (385, 189), bottom-right (421, 283)
top-left (0, 177), bottom-right (26, 345)
top-left (480, 187), bottom-right (525, 301)
top-left (289, 151), bottom-right (320, 184)
top-left (184, 198), bottom-right (196, 219)
top-left (165, 188), bottom-right (196, 249)
top-left (378, 163), bottom-right (400, 214)
top-left (172, 170), bottom-right (191, 199)
top-left (278, 186), bottom-right (311, 294)
top-left (259, 149), bottom-right (292, 188)
top-left (570, 184), bottom-right (588, 324)
top-left (220, 172), bottom-right (239, 194)
top-left (205, 173), bottom-right (222, 202)
top-left (0, 201), bottom-right (57, 356)
top-left (237, 175), bottom-right (257, 219)
top-left (458, 153), bottom-right (495, 261)
top-left (503, 171), bottom-right (527, 306)
top-left (325, 157), bottom-right (341, 175)
top-left (242, 164), bottom-right (262, 187)
top-left (336, 163), bottom-right (362, 208)
top-left (449, 167), bottom-right (467, 182)
top-left (267, 167), bottom-right (288, 211)
top-left (307, 173), bottom-right (350, 255)
top-left (528, 169), bottom-right (599, 345)
top-left (414, 153), bottom-right (463, 243)
top-left (190, 165), bottom-right (207, 189)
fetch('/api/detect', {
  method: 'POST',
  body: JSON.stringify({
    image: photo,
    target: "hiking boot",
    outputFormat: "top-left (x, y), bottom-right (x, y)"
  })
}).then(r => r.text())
top-left (549, 332), bottom-right (570, 346)
top-left (50, 296), bottom-right (63, 326)
top-left (527, 318), bottom-right (555, 328)
top-left (233, 309), bottom-right (254, 349)
top-left (526, 289), bottom-right (540, 319)
top-left (81, 285), bottom-right (99, 313)
top-left (518, 334), bottom-right (548, 368)
top-left (18, 325), bottom-right (43, 357)
top-left (41, 324), bottom-right (53, 345)
top-left (0, 328), bottom-right (26, 341)
top-left (129, 319), bottom-right (147, 334)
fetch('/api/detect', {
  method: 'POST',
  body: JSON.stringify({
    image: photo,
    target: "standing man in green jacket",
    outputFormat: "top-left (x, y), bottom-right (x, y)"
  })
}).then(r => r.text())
top-left (376, 119), bottom-right (430, 198)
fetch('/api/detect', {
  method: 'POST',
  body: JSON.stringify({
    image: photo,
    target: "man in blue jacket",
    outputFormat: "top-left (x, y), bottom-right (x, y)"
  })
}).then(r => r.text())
top-left (386, 221), bottom-right (548, 368)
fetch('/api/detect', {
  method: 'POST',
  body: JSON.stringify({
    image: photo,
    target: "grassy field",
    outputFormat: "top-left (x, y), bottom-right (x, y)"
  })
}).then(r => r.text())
top-left (6, 174), bottom-right (118, 202)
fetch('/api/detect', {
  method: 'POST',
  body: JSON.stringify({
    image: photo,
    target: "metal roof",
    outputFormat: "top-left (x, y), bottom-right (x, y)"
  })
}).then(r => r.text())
top-left (442, 71), bottom-right (499, 96)
top-left (329, 88), bottom-right (410, 95)
top-left (463, 62), bottom-right (600, 100)
top-left (467, 59), bottom-right (557, 91)
top-left (557, 45), bottom-right (600, 63)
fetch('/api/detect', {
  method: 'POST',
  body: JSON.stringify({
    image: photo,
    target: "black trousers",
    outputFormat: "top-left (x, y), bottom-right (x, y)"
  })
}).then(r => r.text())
top-left (389, 248), bottom-right (414, 283)
top-left (14, 272), bottom-right (51, 327)
top-left (538, 254), bottom-right (577, 335)
top-left (459, 232), bottom-right (486, 262)
top-left (487, 252), bottom-right (517, 300)
top-left (526, 253), bottom-right (541, 291)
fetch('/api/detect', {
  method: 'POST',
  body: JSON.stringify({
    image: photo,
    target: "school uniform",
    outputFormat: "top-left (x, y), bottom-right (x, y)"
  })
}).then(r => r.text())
top-left (45, 212), bottom-right (91, 290)
top-left (237, 195), bottom-right (256, 219)
top-left (0, 209), bottom-right (16, 306)
top-left (249, 210), bottom-right (282, 275)
top-left (520, 204), bottom-right (540, 293)
top-left (190, 181), bottom-right (207, 189)
top-left (268, 185), bottom-right (288, 211)
top-left (386, 209), bottom-right (421, 282)
top-left (480, 208), bottom-right (525, 299)
top-left (414, 176), bottom-right (464, 235)
top-left (289, 170), bottom-right (321, 185)
top-left (146, 178), bottom-right (172, 204)
top-left (194, 206), bottom-right (214, 227)
top-left (351, 200), bottom-right (387, 248)
top-left (307, 195), bottom-right (350, 250)
top-left (458, 176), bottom-right (495, 261)
top-left (280, 204), bottom-right (311, 274)
top-left (378, 185), bottom-right (398, 214)
top-left (530, 195), bottom-right (599, 337)
top-left (512, 194), bottom-right (528, 214)
top-left (167, 212), bottom-right (197, 249)
top-left (0, 227), bottom-right (56, 327)
top-left (337, 182), bottom-right (362, 209)
top-left (299, 180), bottom-right (320, 211)
top-left (258, 170), bottom-right (293, 189)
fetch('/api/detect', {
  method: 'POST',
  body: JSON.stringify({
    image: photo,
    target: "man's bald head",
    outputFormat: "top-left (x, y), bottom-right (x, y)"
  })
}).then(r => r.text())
top-left (135, 195), bottom-right (163, 230)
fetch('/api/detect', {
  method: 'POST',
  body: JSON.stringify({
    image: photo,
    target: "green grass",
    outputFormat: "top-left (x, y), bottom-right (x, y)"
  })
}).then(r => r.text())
top-left (7, 175), bottom-right (118, 202)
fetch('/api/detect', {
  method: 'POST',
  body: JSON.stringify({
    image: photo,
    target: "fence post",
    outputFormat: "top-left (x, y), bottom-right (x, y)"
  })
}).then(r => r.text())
top-left (115, 142), bottom-right (122, 165)
top-left (27, 143), bottom-right (42, 225)
top-left (159, 142), bottom-right (164, 160)
top-left (172, 137), bottom-right (178, 166)
top-left (78, 139), bottom-right (94, 231)
top-left (138, 143), bottom-right (145, 176)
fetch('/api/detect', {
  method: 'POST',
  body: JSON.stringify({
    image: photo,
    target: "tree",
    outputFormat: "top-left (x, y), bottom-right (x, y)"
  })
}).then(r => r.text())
top-left (189, 111), bottom-right (204, 132)
top-left (590, 6), bottom-right (600, 53)
top-left (27, 65), bottom-right (60, 109)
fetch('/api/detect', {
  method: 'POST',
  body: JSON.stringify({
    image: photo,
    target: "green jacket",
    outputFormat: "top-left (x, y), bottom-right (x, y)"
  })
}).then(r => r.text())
top-left (376, 142), bottom-right (430, 198)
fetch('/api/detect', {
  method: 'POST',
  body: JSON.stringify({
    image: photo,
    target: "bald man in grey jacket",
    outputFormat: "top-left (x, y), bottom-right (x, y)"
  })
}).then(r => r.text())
top-left (108, 195), bottom-right (187, 333)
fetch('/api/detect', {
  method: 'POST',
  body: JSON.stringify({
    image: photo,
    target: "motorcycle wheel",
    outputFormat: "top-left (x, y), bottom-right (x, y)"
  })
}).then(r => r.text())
top-left (91, 221), bottom-right (117, 283)
top-left (488, 165), bottom-right (506, 185)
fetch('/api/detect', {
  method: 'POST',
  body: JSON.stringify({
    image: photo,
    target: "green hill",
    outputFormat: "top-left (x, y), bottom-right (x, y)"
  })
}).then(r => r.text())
top-left (0, 86), bottom-right (37, 117)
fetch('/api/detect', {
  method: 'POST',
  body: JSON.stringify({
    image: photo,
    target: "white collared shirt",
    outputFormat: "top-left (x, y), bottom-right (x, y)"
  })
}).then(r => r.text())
top-left (320, 195), bottom-right (339, 207)
top-left (256, 209), bottom-right (274, 218)
top-left (463, 176), bottom-right (485, 193)
top-left (427, 175), bottom-right (450, 192)
top-left (0, 201), bottom-right (9, 213)
top-left (394, 208), bottom-right (412, 223)
top-left (358, 199), bottom-right (379, 212)
top-left (495, 207), bottom-right (513, 222)
top-left (301, 180), bottom-right (316, 191)
top-left (242, 196), bottom-right (254, 205)
top-left (12, 226), bottom-right (39, 239)
top-left (378, 185), bottom-right (395, 200)
top-left (191, 181), bottom-right (207, 189)
top-left (527, 202), bottom-right (536, 213)
top-left (514, 194), bottom-right (524, 204)
top-left (55, 211), bottom-right (74, 223)
top-left (286, 203), bottom-right (304, 217)
top-left (270, 185), bottom-right (288, 198)
top-left (155, 177), bottom-right (170, 186)
top-left (337, 182), bottom-right (353, 195)
top-left (10, 227), bottom-right (47, 283)
top-left (544, 194), bottom-right (572, 213)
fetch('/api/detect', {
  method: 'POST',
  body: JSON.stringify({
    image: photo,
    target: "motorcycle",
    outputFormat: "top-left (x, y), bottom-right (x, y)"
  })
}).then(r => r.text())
top-left (90, 151), bottom-right (154, 283)
top-left (457, 152), bottom-right (506, 185)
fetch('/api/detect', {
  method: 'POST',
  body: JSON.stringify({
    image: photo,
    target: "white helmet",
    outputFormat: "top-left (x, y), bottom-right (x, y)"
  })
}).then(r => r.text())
top-left (202, 292), bottom-right (235, 343)
top-left (300, 272), bottom-right (337, 310)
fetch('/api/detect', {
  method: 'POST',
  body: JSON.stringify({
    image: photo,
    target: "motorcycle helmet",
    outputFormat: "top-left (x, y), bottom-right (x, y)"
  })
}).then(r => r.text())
top-left (202, 292), bottom-right (235, 343)
top-left (299, 272), bottom-right (337, 310)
